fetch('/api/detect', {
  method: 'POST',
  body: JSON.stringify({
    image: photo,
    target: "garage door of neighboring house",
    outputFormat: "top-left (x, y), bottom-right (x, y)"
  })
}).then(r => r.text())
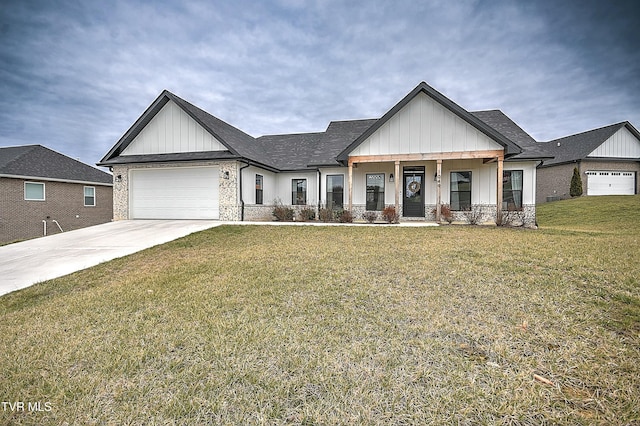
top-left (586, 171), bottom-right (635, 196)
top-left (130, 167), bottom-right (220, 219)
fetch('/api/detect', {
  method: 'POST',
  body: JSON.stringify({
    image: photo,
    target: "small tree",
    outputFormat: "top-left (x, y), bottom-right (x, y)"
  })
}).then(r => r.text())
top-left (570, 167), bottom-right (583, 197)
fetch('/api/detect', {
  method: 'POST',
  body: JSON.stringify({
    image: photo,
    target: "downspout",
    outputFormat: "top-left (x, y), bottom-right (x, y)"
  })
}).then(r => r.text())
top-left (317, 168), bottom-right (322, 213)
top-left (239, 161), bottom-right (251, 221)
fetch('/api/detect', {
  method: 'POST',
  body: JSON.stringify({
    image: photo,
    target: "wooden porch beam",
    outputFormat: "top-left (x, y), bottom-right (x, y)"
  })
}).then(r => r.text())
top-left (349, 150), bottom-right (504, 164)
top-left (394, 160), bottom-right (400, 214)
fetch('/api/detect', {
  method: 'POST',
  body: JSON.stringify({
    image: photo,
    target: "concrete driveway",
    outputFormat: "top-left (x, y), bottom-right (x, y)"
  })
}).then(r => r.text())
top-left (0, 220), bottom-right (220, 297)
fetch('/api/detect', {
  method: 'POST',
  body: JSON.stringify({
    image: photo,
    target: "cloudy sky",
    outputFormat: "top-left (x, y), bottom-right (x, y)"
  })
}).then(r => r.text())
top-left (1, 0), bottom-right (639, 168)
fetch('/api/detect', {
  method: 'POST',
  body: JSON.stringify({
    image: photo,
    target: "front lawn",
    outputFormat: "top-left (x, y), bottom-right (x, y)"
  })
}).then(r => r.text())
top-left (1, 196), bottom-right (639, 425)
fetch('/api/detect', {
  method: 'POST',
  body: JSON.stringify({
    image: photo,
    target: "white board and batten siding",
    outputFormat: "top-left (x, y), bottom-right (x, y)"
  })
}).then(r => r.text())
top-left (588, 126), bottom-right (640, 159)
top-left (122, 100), bottom-right (227, 155)
top-left (349, 92), bottom-right (503, 157)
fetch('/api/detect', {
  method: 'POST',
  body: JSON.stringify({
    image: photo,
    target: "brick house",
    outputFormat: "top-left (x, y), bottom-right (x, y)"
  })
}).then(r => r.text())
top-left (536, 122), bottom-right (640, 202)
top-left (0, 145), bottom-right (113, 243)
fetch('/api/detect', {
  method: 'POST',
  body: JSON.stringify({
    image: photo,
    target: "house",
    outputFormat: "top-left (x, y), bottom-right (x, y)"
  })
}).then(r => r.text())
top-left (0, 145), bottom-right (113, 243)
top-left (98, 82), bottom-right (548, 226)
top-left (536, 122), bottom-right (640, 203)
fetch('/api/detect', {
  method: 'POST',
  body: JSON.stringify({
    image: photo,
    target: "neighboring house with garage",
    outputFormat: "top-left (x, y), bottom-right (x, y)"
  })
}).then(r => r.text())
top-left (98, 82), bottom-right (550, 226)
top-left (536, 122), bottom-right (640, 203)
top-left (0, 145), bottom-right (113, 243)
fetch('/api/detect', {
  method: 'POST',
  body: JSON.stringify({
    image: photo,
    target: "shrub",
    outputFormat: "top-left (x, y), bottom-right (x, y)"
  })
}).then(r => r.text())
top-left (464, 206), bottom-right (484, 225)
top-left (432, 204), bottom-right (453, 224)
top-left (570, 167), bottom-right (583, 197)
top-left (272, 201), bottom-right (294, 221)
top-left (362, 211), bottom-right (378, 223)
top-left (337, 209), bottom-right (353, 223)
top-left (381, 206), bottom-right (399, 224)
top-left (298, 207), bottom-right (316, 221)
top-left (318, 208), bottom-right (334, 222)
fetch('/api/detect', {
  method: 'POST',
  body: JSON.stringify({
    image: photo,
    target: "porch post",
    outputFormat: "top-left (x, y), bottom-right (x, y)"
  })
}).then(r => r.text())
top-left (497, 154), bottom-right (504, 221)
top-left (436, 159), bottom-right (442, 222)
top-left (348, 159), bottom-right (353, 211)
top-left (394, 160), bottom-right (400, 214)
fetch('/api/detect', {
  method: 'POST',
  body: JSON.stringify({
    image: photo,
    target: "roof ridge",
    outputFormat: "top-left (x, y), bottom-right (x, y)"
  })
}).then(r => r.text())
top-left (546, 122), bottom-right (625, 143)
top-left (0, 145), bottom-right (39, 171)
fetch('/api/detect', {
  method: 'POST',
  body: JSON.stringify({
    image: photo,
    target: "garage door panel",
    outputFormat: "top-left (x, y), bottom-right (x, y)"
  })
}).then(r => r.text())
top-left (586, 171), bottom-right (635, 196)
top-left (130, 167), bottom-right (219, 219)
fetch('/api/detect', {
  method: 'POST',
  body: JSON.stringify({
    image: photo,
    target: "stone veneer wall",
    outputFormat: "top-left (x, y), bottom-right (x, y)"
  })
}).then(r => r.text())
top-left (350, 203), bottom-right (536, 227)
top-left (111, 161), bottom-right (240, 221)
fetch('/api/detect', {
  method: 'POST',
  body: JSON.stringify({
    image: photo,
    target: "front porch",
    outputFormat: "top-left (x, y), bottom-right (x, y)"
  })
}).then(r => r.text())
top-left (346, 150), bottom-right (506, 223)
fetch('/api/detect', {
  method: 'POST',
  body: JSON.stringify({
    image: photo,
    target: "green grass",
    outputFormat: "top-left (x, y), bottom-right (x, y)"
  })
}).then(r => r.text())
top-left (1, 196), bottom-right (639, 425)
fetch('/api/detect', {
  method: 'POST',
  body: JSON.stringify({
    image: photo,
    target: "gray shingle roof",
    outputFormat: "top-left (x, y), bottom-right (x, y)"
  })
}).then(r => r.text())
top-left (539, 122), bottom-right (640, 166)
top-left (0, 145), bottom-right (113, 184)
top-left (253, 119), bottom-right (377, 170)
top-left (471, 110), bottom-right (553, 161)
top-left (101, 84), bottom-right (557, 171)
top-left (99, 89), bottom-right (377, 171)
top-left (471, 110), bottom-right (537, 147)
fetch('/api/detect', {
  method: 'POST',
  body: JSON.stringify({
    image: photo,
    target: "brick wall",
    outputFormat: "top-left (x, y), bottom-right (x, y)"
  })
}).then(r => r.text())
top-left (536, 163), bottom-right (575, 203)
top-left (537, 161), bottom-right (640, 203)
top-left (0, 177), bottom-right (113, 243)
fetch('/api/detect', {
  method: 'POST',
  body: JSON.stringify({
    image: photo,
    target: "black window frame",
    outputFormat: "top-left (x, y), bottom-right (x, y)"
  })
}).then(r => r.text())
top-left (450, 171), bottom-right (472, 211)
top-left (326, 174), bottom-right (344, 210)
top-left (292, 178), bottom-right (307, 205)
top-left (255, 174), bottom-right (263, 205)
top-left (503, 170), bottom-right (523, 211)
top-left (366, 173), bottom-right (385, 211)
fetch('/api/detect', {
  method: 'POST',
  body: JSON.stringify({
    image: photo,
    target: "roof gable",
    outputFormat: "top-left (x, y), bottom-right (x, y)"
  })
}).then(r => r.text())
top-left (337, 82), bottom-right (522, 162)
top-left (99, 90), bottom-right (262, 165)
top-left (121, 100), bottom-right (228, 155)
top-left (541, 122), bottom-right (640, 165)
top-left (0, 145), bottom-right (113, 185)
top-left (588, 124), bottom-right (640, 158)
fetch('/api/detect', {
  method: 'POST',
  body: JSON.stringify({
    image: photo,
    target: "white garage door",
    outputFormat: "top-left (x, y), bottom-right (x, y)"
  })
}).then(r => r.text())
top-left (586, 171), bottom-right (635, 196)
top-left (130, 167), bottom-right (219, 219)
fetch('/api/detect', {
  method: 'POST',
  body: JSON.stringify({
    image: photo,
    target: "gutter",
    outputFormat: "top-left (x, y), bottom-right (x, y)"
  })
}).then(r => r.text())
top-left (0, 174), bottom-right (113, 187)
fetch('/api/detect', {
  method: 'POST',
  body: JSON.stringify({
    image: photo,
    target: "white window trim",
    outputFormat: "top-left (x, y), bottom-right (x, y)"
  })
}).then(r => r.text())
top-left (24, 181), bottom-right (45, 201)
top-left (84, 186), bottom-right (96, 207)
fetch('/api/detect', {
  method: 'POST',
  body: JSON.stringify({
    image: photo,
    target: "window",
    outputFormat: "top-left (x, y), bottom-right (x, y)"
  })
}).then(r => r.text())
top-left (84, 186), bottom-right (96, 206)
top-left (450, 171), bottom-right (471, 211)
top-left (25, 182), bottom-right (45, 201)
top-left (503, 170), bottom-right (523, 210)
top-left (255, 174), bottom-right (263, 205)
top-left (292, 179), bottom-right (307, 205)
top-left (326, 175), bottom-right (344, 210)
top-left (366, 173), bottom-right (385, 211)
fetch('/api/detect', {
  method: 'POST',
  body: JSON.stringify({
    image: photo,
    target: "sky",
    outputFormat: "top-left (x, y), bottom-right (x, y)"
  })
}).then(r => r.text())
top-left (1, 0), bottom-right (639, 168)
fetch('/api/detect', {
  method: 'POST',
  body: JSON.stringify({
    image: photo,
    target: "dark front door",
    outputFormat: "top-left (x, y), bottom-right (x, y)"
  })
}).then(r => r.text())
top-left (403, 168), bottom-right (425, 217)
